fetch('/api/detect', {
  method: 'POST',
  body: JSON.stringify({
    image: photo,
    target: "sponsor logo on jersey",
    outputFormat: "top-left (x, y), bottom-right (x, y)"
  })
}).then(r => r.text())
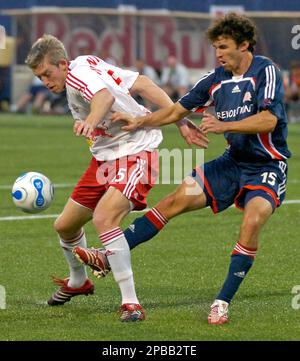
top-left (216, 104), bottom-right (254, 119)
top-left (92, 127), bottom-right (113, 139)
top-left (232, 85), bottom-right (241, 93)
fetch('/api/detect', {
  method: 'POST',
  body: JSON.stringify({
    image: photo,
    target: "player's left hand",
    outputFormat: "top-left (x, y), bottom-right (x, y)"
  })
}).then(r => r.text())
top-left (200, 112), bottom-right (227, 134)
top-left (178, 118), bottom-right (209, 148)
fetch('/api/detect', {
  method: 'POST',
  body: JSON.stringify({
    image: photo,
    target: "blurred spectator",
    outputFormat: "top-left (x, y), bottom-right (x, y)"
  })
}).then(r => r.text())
top-left (285, 61), bottom-right (300, 102)
top-left (43, 91), bottom-right (69, 115)
top-left (11, 76), bottom-right (50, 114)
top-left (0, 36), bottom-right (15, 112)
top-left (285, 61), bottom-right (300, 122)
top-left (160, 55), bottom-right (189, 102)
top-left (131, 58), bottom-right (161, 110)
top-left (132, 58), bottom-right (160, 85)
top-left (98, 49), bottom-right (119, 66)
top-left (0, 67), bottom-right (10, 112)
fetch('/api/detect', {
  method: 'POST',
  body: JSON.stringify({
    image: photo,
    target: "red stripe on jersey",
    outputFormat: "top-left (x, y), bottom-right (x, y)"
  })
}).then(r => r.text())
top-left (258, 133), bottom-right (284, 160)
top-left (209, 82), bottom-right (221, 96)
top-left (66, 80), bottom-right (92, 101)
top-left (68, 72), bottom-right (94, 98)
top-left (195, 106), bottom-right (208, 113)
top-left (66, 74), bottom-right (93, 100)
top-left (66, 75), bottom-right (83, 90)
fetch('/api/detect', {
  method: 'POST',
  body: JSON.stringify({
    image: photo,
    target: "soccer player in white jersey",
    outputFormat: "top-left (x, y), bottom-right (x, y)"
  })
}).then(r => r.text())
top-left (25, 34), bottom-right (208, 322)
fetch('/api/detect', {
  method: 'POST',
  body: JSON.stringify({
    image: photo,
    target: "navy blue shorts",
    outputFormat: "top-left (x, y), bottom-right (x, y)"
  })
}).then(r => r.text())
top-left (190, 152), bottom-right (288, 213)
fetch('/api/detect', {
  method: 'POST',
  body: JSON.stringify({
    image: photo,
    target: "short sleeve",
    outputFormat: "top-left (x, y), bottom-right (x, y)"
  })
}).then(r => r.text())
top-left (179, 70), bottom-right (215, 111)
top-left (68, 65), bottom-right (107, 101)
top-left (101, 62), bottom-right (139, 90)
top-left (256, 63), bottom-right (285, 117)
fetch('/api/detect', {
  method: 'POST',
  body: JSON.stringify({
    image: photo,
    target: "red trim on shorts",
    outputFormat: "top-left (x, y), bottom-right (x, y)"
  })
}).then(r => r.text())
top-left (195, 166), bottom-right (218, 213)
top-left (234, 185), bottom-right (280, 211)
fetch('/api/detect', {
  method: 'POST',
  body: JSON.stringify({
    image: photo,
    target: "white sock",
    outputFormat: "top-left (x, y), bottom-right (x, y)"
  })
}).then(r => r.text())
top-left (100, 227), bottom-right (139, 305)
top-left (59, 229), bottom-right (88, 288)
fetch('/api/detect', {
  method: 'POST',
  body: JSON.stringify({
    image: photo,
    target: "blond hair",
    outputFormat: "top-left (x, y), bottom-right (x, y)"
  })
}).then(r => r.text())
top-left (26, 34), bottom-right (68, 69)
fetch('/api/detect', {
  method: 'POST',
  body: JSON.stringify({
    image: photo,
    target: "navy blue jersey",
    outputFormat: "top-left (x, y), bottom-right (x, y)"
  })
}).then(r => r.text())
top-left (179, 56), bottom-right (291, 162)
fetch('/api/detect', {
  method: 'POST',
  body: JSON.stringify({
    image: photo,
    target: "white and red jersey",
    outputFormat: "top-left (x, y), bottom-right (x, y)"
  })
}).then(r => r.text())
top-left (66, 55), bottom-right (163, 161)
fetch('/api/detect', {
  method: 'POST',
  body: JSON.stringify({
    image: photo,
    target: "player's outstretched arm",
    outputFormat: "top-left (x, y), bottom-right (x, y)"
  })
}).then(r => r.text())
top-left (111, 102), bottom-right (190, 130)
top-left (200, 110), bottom-right (277, 134)
top-left (129, 75), bottom-right (209, 148)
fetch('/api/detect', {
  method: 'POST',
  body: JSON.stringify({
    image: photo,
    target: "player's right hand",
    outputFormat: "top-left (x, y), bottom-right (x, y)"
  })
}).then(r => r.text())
top-left (110, 112), bottom-right (143, 131)
top-left (73, 120), bottom-right (95, 138)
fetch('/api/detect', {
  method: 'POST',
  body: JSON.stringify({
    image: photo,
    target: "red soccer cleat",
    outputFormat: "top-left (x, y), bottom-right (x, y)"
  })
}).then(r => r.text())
top-left (47, 277), bottom-right (94, 306)
top-left (119, 303), bottom-right (145, 322)
top-left (208, 300), bottom-right (229, 325)
top-left (73, 246), bottom-right (111, 279)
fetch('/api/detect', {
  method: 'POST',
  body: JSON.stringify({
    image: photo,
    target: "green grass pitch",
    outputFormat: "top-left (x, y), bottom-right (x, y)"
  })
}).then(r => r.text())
top-left (0, 114), bottom-right (299, 340)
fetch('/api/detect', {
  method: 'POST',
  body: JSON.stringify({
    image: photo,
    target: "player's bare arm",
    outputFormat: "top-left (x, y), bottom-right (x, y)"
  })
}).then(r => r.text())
top-left (200, 110), bottom-right (277, 134)
top-left (111, 102), bottom-right (209, 148)
top-left (130, 75), bottom-right (173, 109)
top-left (74, 89), bottom-right (115, 138)
top-left (130, 75), bottom-right (208, 148)
top-left (112, 102), bottom-right (190, 129)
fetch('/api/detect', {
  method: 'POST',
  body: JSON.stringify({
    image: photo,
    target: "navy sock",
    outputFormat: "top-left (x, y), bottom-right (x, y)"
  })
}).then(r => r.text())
top-left (124, 208), bottom-right (168, 250)
top-left (216, 254), bottom-right (254, 304)
top-left (124, 215), bottom-right (159, 250)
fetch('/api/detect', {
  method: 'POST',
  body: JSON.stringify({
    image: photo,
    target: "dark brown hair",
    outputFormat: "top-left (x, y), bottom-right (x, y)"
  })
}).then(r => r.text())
top-left (206, 13), bottom-right (257, 53)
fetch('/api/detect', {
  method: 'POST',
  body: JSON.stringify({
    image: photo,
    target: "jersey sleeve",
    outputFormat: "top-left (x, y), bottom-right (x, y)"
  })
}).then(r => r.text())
top-left (179, 70), bottom-right (215, 111)
top-left (108, 65), bottom-right (139, 89)
top-left (99, 61), bottom-right (139, 90)
top-left (256, 62), bottom-right (285, 117)
top-left (68, 65), bottom-right (107, 102)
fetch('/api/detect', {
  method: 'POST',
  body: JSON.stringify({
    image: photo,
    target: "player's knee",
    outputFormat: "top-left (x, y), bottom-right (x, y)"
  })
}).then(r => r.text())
top-left (92, 212), bottom-right (113, 232)
top-left (53, 217), bottom-right (64, 234)
top-left (242, 212), bottom-right (263, 231)
top-left (53, 216), bottom-right (73, 237)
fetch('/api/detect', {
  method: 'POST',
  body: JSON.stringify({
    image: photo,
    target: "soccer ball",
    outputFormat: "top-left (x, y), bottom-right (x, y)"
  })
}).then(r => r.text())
top-left (12, 172), bottom-right (54, 213)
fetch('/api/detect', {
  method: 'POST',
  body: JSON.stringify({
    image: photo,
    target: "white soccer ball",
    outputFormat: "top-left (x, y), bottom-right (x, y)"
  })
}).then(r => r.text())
top-left (12, 172), bottom-right (54, 213)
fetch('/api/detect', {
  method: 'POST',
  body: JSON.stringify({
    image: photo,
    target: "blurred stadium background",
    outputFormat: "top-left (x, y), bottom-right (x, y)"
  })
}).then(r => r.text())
top-left (0, 1), bottom-right (300, 341)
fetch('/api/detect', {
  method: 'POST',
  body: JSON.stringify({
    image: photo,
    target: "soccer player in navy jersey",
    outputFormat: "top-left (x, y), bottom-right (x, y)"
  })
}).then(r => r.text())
top-left (74, 13), bottom-right (291, 324)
